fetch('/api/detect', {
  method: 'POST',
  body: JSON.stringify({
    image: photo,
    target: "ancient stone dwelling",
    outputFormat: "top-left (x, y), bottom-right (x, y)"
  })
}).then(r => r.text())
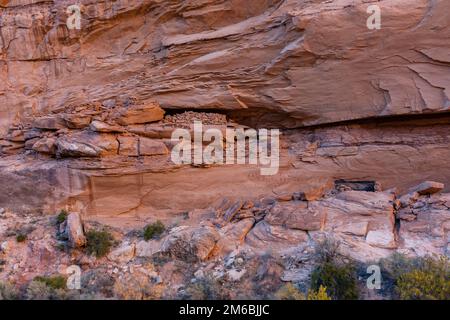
top-left (0, 0), bottom-right (449, 300)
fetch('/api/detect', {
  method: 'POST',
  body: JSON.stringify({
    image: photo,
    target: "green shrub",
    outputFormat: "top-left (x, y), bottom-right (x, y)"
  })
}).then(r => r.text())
top-left (34, 275), bottom-right (67, 290)
top-left (396, 256), bottom-right (449, 300)
top-left (311, 261), bottom-right (359, 300)
top-left (274, 283), bottom-right (305, 300)
top-left (56, 210), bottom-right (68, 224)
top-left (86, 230), bottom-right (114, 258)
top-left (143, 221), bottom-right (165, 241)
top-left (16, 234), bottom-right (27, 242)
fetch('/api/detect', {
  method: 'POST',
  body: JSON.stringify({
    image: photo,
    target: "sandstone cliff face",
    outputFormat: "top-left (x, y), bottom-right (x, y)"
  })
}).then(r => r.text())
top-left (0, 1), bottom-right (449, 300)
top-left (0, 0), bottom-right (449, 134)
top-left (0, 0), bottom-right (449, 278)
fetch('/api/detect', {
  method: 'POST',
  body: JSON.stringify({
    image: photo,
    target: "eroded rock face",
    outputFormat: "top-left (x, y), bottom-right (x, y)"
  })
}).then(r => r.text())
top-left (0, 0), bottom-right (449, 299)
top-left (66, 212), bottom-right (86, 248)
top-left (0, 0), bottom-right (449, 134)
top-left (397, 192), bottom-right (450, 257)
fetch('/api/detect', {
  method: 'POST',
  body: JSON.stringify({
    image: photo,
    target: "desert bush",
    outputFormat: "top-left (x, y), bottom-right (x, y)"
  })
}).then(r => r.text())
top-left (395, 256), bottom-right (449, 300)
top-left (307, 285), bottom-right (332, 300)
top-left (113, 276), bottom-right (163, 300)
top-left (185, 276), bottom-right (228, 300)
top-left (250, 253), bottom-right (285, 299)
top-left (86, 229), bottom-right (114, 258)
top-left (16, 233), bottom-right (27, 242)
top-left (380, 252), bottom-right (423, 280)
top-left (314, 237), bottom-right (341, 263)
top-left (27, 276), bottom-right (82, 300)
top-left (26, 280), bottom-right (53, 300)
top-left (34, 275), bottom-right (67, 290)
top-left (310, 260), bottom-right (359, 300)
top-left (0, 282), bottom-right (20, 300)
top-left (274, 283), bottom-right (305, 300)
top-left (13, 224), bottom-right (34, 243)
top-left (56, 209), bottom-right (68, 224)
top-left (143, 221), bottom-right (165, 241)
top-left (81, 269), bottom-right (116, 298)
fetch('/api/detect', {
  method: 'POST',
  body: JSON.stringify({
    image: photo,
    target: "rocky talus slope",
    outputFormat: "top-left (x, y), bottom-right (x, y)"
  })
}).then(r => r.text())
top-left (0, 0), bottom-right (449, 299)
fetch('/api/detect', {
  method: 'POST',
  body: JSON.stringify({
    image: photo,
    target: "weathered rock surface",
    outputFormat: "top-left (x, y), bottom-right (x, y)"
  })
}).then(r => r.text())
top-left (0, 0), bottom-right (449, 299)
top-left (160, 225), bottom-right (220, 262)
top-left (66, 212), bottom-right (86, 248)
top-left (108, 243), bottom-right (136, 263)
top-left (56, 132), bottom-right (119, 158)
top-left (113, 103), bottom-right (165, 126)
top-left (0, 0), bottom-right (449, 134)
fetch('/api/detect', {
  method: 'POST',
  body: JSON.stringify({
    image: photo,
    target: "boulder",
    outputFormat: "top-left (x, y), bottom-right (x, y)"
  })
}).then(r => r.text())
top-left (409, 181), bottom-right (444, 195)
top-left (32, 137), bottom-right (56, 155)
top-left (139, 138), bottom-right (169, 156)
top-left (216, 218), bottom-right (255, 254)
top-left (135, 240), bottom-right (160, 257)
top-left (108, 243), bottom-right (136, 263)
top-left (245, 221), bottom-right (309, 251)
top-left (265, 201), bottom-right (325, 231)
top-left (56, 132), bottom-right (119, 157)
top-left (65, 212), bottom-right (86, 248)
top-left (114, 102), bottom-right (165, 126)
top-left (160, 225), bottom-right (219, 262)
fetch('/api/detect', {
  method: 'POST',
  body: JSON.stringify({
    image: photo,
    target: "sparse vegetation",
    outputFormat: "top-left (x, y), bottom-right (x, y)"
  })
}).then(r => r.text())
top-left (310, 237), bottom-right (359, 300)
top-left (16, 233), bottom-right (27, 242)
top-left (307, 285), bottom-right (332, 300)
top-left (56, 209), bottom-right (68, 224)
top-left (310, 260), bottom-right (359, 300)
top-left (380, 254), bottom-right (450, 300)
top-left (185, 276), bottom-right (228, 300)
top-left (274, 283), bottom-right (305, 300)
top-left (143, 220), bottom-right (165, 241)
top-left (0, 282), bottom-right (20, 300)
top-left (81, 269), bottom-right (116, 298)
top-left (34, 275), bottom-right (67, 290)
top-left (113, 275), bottom-right (163, 300)
top-left (86, 229), bottom-right (114, 258)
top-left (315, 237), bottom-right (341, 263)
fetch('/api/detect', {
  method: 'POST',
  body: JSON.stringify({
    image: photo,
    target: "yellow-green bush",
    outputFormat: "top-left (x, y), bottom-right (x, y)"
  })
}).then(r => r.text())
top-left (396, 256), bottom-right (449, 300)
top-left (307, 285), bottom-right (332, 300)
top-left (310, 261), bottom-right (359, 300)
